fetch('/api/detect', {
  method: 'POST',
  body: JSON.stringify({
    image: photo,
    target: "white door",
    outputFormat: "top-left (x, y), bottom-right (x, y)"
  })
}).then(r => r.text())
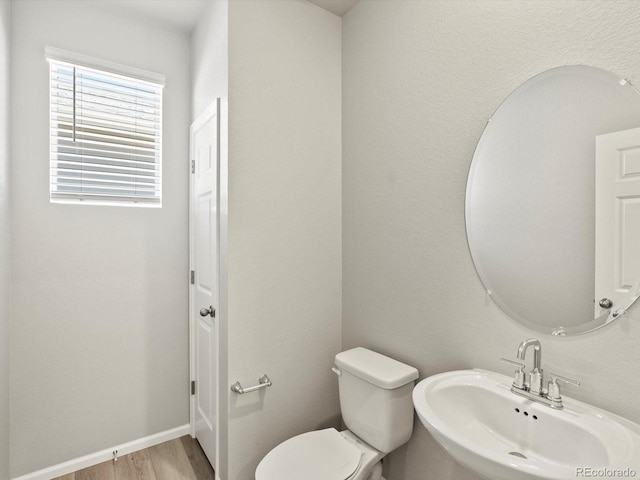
top-left (190, 99), bottom-right (219, 467)
top-left (595, 127), bottom-right (640, 318)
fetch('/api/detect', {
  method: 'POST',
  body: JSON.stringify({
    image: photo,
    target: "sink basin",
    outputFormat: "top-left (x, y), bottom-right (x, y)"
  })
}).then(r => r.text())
top-left (412, 369), bottom-right (640, 480)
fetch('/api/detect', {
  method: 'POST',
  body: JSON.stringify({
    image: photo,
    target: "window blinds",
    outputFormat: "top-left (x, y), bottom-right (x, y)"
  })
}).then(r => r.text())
top-left (49, 58), bottom-right (163, 206)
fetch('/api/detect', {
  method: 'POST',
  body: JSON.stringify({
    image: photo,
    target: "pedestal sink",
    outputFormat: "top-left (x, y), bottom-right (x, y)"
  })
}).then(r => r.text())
top-left (412, 369), bottom-right (640, 480)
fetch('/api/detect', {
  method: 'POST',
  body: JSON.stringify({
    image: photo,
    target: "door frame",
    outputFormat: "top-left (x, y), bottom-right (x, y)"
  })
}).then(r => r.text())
top-left (189, 98), bottom-right (221, 470)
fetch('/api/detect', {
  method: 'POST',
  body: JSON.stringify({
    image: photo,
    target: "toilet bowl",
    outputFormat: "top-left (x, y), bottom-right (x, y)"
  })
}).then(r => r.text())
top-left (255, 348), bottom-right (418, 480)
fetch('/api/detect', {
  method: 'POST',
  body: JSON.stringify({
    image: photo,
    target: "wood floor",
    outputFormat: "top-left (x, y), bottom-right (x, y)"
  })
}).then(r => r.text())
top-left (53, 436), bottom-right (215, 480)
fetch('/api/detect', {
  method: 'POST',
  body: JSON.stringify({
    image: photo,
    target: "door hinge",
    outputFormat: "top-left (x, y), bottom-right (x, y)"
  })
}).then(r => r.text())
top-left (190, 270), bottom-right (195, 284)
top-left (191, 159), bottom-right (195, 174)
top-left (191, 380), bottom-right (196, 395)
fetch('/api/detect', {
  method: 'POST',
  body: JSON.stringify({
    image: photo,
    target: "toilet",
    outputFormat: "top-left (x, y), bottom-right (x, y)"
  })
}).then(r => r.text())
top-left (255, 347), bottom-right (419, 480)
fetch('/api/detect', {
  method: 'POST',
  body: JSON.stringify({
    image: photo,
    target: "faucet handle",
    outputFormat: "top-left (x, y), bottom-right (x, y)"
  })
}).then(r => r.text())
top-left (500, 358), bottom-right (524, 368)
top-left (549, 373), bottom-right (580, 387)
top-left (500, 358), bottom-right (526, 389)
top-left (547, 372), bottom-right (580, 402)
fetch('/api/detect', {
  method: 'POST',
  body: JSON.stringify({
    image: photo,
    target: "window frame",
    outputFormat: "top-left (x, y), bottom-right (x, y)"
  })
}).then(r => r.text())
top-left (46, 47), bottom-right (166, 207)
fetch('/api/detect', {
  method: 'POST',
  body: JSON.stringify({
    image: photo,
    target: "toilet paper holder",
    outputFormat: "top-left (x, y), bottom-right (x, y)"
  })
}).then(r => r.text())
top-left (231, 374), bottom-right (272, 394)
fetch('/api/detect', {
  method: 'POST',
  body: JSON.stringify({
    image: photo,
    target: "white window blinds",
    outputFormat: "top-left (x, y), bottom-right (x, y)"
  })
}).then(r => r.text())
top-left (48, 53), bottom-right (164, 206)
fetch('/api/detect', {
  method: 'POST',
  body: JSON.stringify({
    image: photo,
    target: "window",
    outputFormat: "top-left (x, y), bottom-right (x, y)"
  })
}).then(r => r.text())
top-left (47, 48), bottom-right (164, 207)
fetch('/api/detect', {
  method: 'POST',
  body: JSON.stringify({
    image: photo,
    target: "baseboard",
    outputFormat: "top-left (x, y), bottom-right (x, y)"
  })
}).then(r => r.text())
top-left (12, 424), bottom-right (190, 480)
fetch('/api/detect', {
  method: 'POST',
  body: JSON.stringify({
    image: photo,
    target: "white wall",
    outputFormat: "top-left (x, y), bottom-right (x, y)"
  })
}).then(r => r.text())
top-left (227, 1), bottom-right (342, 478)
top-left (0, 0), bottom-right (10, 477)
top-left (343, 1), bottom-right (640, 479)
top-left (10, 1), bottom-right (190, 476)
top-left (191, 0), bottom-right (228, 121)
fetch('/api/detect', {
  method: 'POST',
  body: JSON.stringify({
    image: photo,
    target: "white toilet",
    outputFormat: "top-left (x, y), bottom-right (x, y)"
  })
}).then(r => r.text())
top-left (255, 347), bottom-right (419, 480)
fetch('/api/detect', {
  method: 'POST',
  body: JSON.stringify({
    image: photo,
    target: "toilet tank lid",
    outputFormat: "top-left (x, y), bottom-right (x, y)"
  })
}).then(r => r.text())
top-left (335, 348), bottom-right (419, 389)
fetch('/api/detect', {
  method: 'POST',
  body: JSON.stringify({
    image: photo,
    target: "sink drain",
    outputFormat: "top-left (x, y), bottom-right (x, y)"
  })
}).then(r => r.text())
top-left (508, 451), bottom-right (527, 459)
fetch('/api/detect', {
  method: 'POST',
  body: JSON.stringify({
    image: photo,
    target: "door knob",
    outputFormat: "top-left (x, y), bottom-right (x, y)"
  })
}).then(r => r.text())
top-left (200, 306), bottom-right (215, 318)
top-left (598, 298), bottom-right (613, 309)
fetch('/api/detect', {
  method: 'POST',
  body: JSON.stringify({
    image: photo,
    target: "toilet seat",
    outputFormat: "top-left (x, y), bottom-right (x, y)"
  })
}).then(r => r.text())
top-left (255, 428), bottom-right (363, 480)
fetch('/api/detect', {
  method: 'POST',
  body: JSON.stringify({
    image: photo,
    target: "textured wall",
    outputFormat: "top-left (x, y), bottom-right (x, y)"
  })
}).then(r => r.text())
top-left (10, 1), bottom-right (190, 476)
top-left (0, 0), bottom-right (9, 477)
top-left (227, 1), bottom-right (342, 478)
top-left (342, 2), bottom-right (640, 479)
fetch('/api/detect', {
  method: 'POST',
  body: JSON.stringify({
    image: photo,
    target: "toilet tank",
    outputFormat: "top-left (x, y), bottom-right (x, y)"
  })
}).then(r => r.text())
top-left (334, 348), bottom-right (419, 453)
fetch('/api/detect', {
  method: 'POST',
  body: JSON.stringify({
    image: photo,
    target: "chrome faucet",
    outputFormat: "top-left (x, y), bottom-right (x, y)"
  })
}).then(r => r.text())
top-left (517, 338), bottom-right (543, 394)
top-left (517, 338), bottom-right (542, 369)
top-left (501, 339), bottom-right (580, 410)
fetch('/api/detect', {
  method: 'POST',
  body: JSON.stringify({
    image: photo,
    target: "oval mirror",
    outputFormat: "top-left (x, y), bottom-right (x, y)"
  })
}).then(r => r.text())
top-left (466, 65), bottom-right (640, 335)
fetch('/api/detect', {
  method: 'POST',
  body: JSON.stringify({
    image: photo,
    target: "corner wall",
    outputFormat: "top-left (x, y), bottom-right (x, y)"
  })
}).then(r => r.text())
top-left (227, 1), bottom-right (342, 478)
top-left (190, 1), bottom-right (229, 477)
top-left (191, 0), bottom-right (228, 121)
top-left (342, 2), bottom-right (640, 479)
top-left (0, 0), bottom-right (10, 477)
top-left (10, 1), bottom-right (190, 476)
